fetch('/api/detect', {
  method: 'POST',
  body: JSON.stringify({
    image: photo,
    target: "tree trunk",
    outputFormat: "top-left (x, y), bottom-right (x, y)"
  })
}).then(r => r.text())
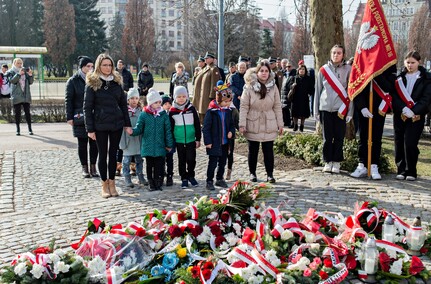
top-left (310, 0), bottom-right (344, 70)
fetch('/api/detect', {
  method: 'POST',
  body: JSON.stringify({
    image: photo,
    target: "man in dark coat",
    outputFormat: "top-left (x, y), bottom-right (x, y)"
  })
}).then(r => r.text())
top-left (138, 63), bottom-right (154, 98)
top-left (116, 60), bottom-right (134, 92)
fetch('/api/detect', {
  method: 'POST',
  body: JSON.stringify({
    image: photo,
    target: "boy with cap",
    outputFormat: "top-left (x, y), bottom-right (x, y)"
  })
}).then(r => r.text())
top-left (127, 88), bottom-right (173, 191)
top-left (169, 86), bottom-right (201, 188)
top-left (161, 94), bottom-right (175, 186)
top-left (202, 81), bottom-right (235, 190)
top-left (119, 88), bottom-right (147, 188)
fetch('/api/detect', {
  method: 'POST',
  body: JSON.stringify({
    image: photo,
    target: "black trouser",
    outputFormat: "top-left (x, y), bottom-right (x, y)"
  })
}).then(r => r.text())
top-left (163, 152), bottom-right (174, 177)
top-left (393, 112), bottom-right (424, 178)
top-left (176, 142), bottom-right (196, 180)
top-left (77, 137), bottom-right (98, 166)
top-left (357, 112), bottom-right (385, 166)
top-left (320, 111), bottom-right (345, 162)
top-left (146, 156), bottom-right (164, 181)
top-left (95, 129), bottom-right (122, 181)
top-left (14, 102), bottom-right (32, 132)
top-left (227, 138), bottom-right (235, 170)
top-left (248, 140), bottom-right (274, 176)
top-left (206, 144), bottom-right (228, 182)
top-left (282, 106), bottom-right (291, 126)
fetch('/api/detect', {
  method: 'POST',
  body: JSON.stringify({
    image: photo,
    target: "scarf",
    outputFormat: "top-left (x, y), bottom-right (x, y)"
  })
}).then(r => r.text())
top-left (208, 99), bottom-right (229, 111)
top-left (144, 105), bottom-right (163, 117)
top-left (100, 74), bottom-right (114, 81)
top-left (128, 106), bottom-right (138, 117)
top-left (172, 100), bottom-right (190, 111)
top-left (11, 65), bottom-right (26, 92)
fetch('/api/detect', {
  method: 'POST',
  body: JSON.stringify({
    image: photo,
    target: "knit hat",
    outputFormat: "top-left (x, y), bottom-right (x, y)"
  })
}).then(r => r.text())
top-left (78, 56), bottom-right (93, 69)
top-left (161, 94), bottom-right (172, 106)
top-left (214, 80), bottom-right (232, 104)
top-left (127, 88), bottom-right (139, 100)
top-left (173, 86), bottom-right (189, 100)
top-left (146, 88), bottom-right (162, 106)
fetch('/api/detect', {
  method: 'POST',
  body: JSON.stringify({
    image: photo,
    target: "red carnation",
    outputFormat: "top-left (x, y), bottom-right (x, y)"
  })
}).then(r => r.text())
top-left (319, 270), bottom-right (329, 280)
top-left (168, 224), bottom-right (183, 238)
top-left (33, 246), bottom-right (51, 255)
top-left (215, 235), bottom-right (226, 247)
top-left (210, 198), bottom-right (219, 204)
top-left (202, 269), bottom-right (212, 280)
top-left (409, 256), bottom-right (425, 275)
top-left (344, 254), bottom-right (357, 270)
top-left (135, 227), bottom-right (146, 237)
top-left (254, 213), bottom-right (261, 219)
top-left (379, 252), bottom-right (391, 272)
top-left (178, 212), bottom-right (186, 222)
top-left (280, 255), bottom-right (287, 263)
top-left (231, 260), bottom-right (247, 268)
top-left (203, 261), bottom-right (214, 270)
top-left (220, 211), bottom-right (230, 223)
top-left (242, 227), bottom-right (257, 243)
top-left (207, 221), bottom-right (222, 236)
top-left (190, 225), bottom-right (204, 237)
top-left (161, 210), bottom-right (167, 215)
top-left (323, 258), bottom-right (333, 268)
top-left (191, 266), bottom-right (200, 278)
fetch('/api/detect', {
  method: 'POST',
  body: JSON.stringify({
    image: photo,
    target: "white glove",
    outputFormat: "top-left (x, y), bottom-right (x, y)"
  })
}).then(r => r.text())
top-left (346, 116), bottom-right (352, 123)
top-left (361, 108), bottom-right (373, 118)
top-left (402, 106), bottom-right (414, 118)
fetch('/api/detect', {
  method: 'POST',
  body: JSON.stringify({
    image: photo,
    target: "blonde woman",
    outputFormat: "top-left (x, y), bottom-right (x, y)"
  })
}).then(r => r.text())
top-left (169, 61), bottom-right (189, 96)
top-left (6, 58), bottom-right (34, 135)
top-left (84, 53), bottom-right (131, 198)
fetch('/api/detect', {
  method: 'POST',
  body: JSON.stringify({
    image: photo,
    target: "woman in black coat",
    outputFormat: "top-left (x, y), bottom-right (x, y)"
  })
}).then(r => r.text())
top-left (282, 64), bottom-right (314, 131)
top-left (65, 56), bottom-right (98, 178)
top-left (392, 51), bottom-right (431, 181)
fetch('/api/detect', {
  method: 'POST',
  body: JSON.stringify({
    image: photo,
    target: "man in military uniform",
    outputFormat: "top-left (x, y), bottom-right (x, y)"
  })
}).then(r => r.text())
top-left (193, 52), bottom-right (221, 123)
top-left (192, 56), bottom-right (206, 85)
top-left (269, 57), bottom-right (285, 93)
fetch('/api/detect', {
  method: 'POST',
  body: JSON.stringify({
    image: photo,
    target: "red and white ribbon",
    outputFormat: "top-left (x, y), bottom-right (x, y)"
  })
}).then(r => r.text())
top-left (373, 80), bottom-right (392, 115)
top-left (251, 249), bottom-right (280, 278)
top-left (320, 65), bottom-right (350, 119)
top-left (395, 77), bottom-right (415, 109)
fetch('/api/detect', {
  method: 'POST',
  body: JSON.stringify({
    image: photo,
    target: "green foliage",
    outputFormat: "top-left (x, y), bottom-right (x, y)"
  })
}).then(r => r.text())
top-left (32, 99), bottom-right (67, 123)
top-left (274, 132), bottom-right (392, 173)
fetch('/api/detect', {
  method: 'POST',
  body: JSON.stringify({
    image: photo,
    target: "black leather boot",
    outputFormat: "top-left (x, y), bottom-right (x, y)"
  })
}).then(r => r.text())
top-left (82, 165), bottom-right (90, 178)
top-left (166, 175), bottom-right (173, 186)
top-left (155, 179), bottom-right (163, 191)
top-left (90, 164), bottom-right (99, 177)
top-left (148, 179), bottom-right (156, 191)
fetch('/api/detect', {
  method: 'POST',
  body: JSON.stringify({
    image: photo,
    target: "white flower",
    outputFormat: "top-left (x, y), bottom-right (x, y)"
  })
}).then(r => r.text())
top-left (54, 261), bottom-right (70, 274)
top-left (386, 249), bottom-right (397, 259)
top-left (53, 249), bottom-right (66, 257)
top-left (389, 259), bottom-right (403, 275)
top-left (203, 225), bottom-right (212, 235)
top-left (197, 233), bottom-right (210, 243)
top-left (14, 262), bottom-right (27, 277)
top-left (234, 214), bottom-right (242, 222)
top-left (87, 255), bottom-right (106, 276)
top-left (281, 230), bottom-right (294, 240)
top-left (208, 212), bottom-right (218, 220)
top-left (225, 233), bottom-right (239, 246)
top-left (123, 256), bottom-right (133, 267)
top-left (112, 265), bottom-right (125, 276)
top-left (249, 219), bottom-right (256, 226)
top-left (30, 263), bottom-right (45, 279)
top-left (232, 223), bottom-right (242, 235)
top-left (226, 253), bottom-right (239, 264)
top-left (266, 249), bottom-right (281, 267)
top-left (219, 242), bottom-right (230, 251)
top-left (248, 275), bottom-right (264, 284)
top-left (49, 253), bottom-right (60, 264)
top-left (287, 257), bottom-right (310, 271)
top-left (355, 248), bottom-right (365, 261)
top-left (304, 231), bottom-right (315, 243)
top-left (171, 213), bottom-right (178, 225)
top-left (74, 255), bottom-right (84, 264)
top-left (310, 243), bottom-right (320, 254)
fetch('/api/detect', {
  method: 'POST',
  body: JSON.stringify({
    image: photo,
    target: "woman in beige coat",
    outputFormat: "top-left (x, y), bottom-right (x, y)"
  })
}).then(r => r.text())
top-left (239, 61), bottom-right (284, 183)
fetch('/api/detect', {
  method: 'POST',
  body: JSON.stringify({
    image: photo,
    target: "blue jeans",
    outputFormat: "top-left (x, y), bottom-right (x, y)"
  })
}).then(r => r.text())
top-left (122, 154), bottom-right (143, 176)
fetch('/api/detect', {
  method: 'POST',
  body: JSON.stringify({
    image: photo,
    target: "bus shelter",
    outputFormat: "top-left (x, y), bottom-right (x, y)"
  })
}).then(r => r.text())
top-left (0, 46), bottom-right (48, 99)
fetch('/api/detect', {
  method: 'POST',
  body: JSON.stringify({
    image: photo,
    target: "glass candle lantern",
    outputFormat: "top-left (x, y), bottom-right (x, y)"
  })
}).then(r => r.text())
top-left (382, 215), bottom-right (396, 243)
top-left (362, 237), bottom-right (378, 283)
top-left (406, 217), bottom-right (426, 256)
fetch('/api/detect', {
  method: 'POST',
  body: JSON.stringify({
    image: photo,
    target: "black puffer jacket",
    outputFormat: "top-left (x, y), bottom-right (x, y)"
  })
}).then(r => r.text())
top-left (137, 70), bottom-right (154, 96)
top-left (117, 68), bottom-right (134, 91)
top-left (65, 72), bottom-right (87, 138)
top-left (84, 78), bottom-right (131, 132)
top-left (393, 66), bottom-right (431, 115)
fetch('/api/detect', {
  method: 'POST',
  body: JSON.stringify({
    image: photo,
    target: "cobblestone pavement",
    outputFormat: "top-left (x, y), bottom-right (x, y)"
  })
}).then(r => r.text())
top-left (1, 123), bottom-right (431, 283)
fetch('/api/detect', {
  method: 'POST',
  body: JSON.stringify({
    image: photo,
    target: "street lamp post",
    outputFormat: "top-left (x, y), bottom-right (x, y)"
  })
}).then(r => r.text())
top-left (218, 0), bottom-right (224, 68)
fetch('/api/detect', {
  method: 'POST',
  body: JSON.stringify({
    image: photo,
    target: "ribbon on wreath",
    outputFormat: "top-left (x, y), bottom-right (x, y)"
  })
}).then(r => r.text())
top-left (318, 247), bottom-right (349, 284)
top-left (11, 252), bottom-right (56, 279)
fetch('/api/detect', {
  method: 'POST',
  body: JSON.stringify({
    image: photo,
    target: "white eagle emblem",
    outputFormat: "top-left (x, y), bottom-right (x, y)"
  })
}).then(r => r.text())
top-left (356, 22), bottom-right (380, 54)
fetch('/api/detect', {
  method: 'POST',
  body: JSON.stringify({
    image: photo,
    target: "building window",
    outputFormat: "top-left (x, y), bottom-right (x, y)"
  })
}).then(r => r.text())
top-left (107, 7), bottom-right (113, 14)
top-left (161, 9), bottom-right (166, 17)
top-left (161, 30), bottom-right (166, 36)
top-left (169, 30), bottom-right (175, 37)
top-left (177, 41), bottom-right (182, 48)
top-left (169, 20), bottom-right (174, 26)
top-left (169, 9), bottom-right (175, 17)
top-left (169, 41), bottom-right (175, 48)
top-left (177, 21), bottom-right (182, 28)
top-left (161, 20), bottom-right (166, 28)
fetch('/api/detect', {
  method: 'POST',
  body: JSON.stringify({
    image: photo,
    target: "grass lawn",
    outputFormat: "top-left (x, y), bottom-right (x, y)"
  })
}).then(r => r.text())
top-left (381, 134), bottom-right (431, 176)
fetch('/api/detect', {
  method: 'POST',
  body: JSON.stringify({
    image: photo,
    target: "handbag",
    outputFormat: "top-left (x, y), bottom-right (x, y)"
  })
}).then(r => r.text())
top-left (73, 108), bottom-right (85, 126)
top-left (287, 77), bottom-right (297, 103)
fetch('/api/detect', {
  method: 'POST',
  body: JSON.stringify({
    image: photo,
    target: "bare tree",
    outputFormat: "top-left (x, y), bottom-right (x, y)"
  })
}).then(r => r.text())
top-left (43, 0), bottom-right (76, 68)
top-left (310, 0), bottom-right (344, 69)
top-left (122, 0), bottom-right (155, 69)
top-left (290, 0), bottom-right (313, 65)
top-left (408, 4), bottom-right (431, 62)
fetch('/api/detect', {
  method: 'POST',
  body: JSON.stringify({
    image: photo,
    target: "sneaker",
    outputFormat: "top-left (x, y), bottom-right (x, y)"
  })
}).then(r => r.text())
top-left (206, 181), bottom-right (215, 191)
top-left (350, 163), bottom-right (367, 178)
top-left (406, 176), bottom-right (416, 181)
top-left (370, 164), bottom-right (381, 180)
top-left (322, 162), bottom-right (333, 173)
top-left (250, 174), bottom-right (257, 182)
top-left (188, 177), bottom-right (199, 187)
top-left (331, 162), bottom-right (340, 174)
top-left (29, 131), bottom-right (34, 135)
top-left (181, 179), bottom-right (188, 189)
top-left (267, 176), bottom-right (276, 183)
top-left (396, 174), bottom-right (405, 180)
top-left (215, 179), bottom-right (228, 188)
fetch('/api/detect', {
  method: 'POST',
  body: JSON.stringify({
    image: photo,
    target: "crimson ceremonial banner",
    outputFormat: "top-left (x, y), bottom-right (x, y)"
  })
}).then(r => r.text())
top-left (348, 0), bottom-right (397, 100)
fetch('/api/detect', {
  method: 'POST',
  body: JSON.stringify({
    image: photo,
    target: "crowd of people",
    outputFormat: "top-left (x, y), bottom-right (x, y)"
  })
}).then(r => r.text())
top-left (1, 47), bottom-right (431, 198)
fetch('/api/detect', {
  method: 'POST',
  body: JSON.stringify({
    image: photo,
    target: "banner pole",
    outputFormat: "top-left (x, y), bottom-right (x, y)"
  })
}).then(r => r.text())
top-left (367, 81), bottom-right (373, 177)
